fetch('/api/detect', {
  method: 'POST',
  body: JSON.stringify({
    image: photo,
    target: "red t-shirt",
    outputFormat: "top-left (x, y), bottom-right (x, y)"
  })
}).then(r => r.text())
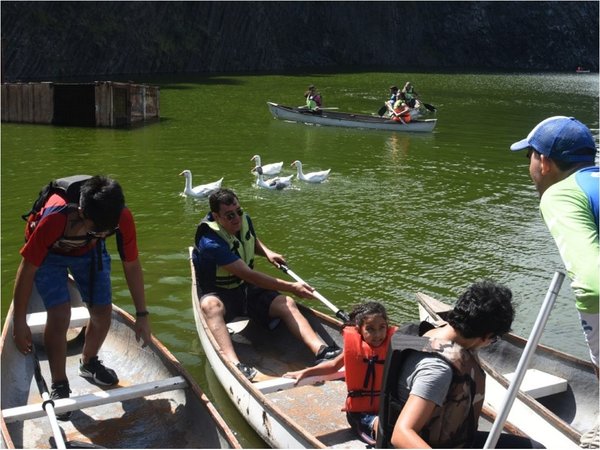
top-left (20, 193), bottom-right (138, 267)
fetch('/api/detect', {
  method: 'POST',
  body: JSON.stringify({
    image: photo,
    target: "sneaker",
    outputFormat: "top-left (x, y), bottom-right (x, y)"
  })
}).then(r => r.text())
top-left (315, 344), bottom-right (343, 365)
top-left (236, 362), bottom-right (257, 381)
top-left (79, 356), bottom-right (119, 386)
top-left (50, 381), bottom-right (72, 421)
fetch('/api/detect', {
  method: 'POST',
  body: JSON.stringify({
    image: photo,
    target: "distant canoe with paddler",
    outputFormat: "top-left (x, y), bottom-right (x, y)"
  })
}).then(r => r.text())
top-left (0, 279), bottom-right (241, 449)
top-left (267, 102), bottom-right (437, 133)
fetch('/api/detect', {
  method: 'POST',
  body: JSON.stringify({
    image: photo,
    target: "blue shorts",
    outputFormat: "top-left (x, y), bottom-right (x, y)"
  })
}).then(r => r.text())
top-left (35, 245), bottom-right (112, 309)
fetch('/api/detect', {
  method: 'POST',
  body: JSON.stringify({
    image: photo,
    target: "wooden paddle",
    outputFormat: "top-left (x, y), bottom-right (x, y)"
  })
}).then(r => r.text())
top-left (279, 264), bottom-right (350, 322)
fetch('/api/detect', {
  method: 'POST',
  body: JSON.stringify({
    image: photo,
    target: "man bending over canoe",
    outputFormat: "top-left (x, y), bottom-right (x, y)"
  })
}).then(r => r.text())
top-left (192, 188), bottom-right (341, 381)
top-left (12, 175), bottom-right (152, 420)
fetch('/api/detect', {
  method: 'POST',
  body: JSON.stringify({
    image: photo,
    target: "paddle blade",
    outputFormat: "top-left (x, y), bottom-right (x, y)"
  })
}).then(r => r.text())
top-left (423, 103), bottom-right (437, 112)
top-left (377, 105), bottom-right (387, 116)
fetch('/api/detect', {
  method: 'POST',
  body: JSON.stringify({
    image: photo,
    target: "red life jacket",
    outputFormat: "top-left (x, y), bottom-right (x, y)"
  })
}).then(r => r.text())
top-left (343, 325), bottom-right (398, 413)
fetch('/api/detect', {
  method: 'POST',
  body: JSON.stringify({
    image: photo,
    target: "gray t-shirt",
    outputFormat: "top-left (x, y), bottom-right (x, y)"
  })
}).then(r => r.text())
top-left (396, 350), bottom-right (453, 407)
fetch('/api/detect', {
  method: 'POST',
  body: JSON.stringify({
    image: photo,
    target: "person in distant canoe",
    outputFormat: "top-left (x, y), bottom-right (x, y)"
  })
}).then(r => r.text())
top-left (192, 188), bottom-right (341, 382)
top-left (304, 84), bottom-right (322, 111)
top-left (284, 301), bottom-right (398, 445)
top-left (391, 98), bottom-right (412, 124)
top-left (402, 82), bottom-right (419, 108)
top-left (383, 85), bottom-right (400, 115)
top-left (378, 280), bottom-right (543, 449)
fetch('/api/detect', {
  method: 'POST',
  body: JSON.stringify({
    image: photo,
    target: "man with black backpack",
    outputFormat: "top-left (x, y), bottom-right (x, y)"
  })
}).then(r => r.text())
top-left (12, 175), bottom-right (152, 420)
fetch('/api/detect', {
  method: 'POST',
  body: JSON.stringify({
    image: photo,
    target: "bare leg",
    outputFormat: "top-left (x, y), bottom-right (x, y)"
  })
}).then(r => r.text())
top-left (200, 295), bottom-right (240, 363)
top-left (45, 302), bottom-right (71, 383)
top-left (81, 304), bottom-right (111, 363)
top-left (269, 295), bottom-right (325, 355)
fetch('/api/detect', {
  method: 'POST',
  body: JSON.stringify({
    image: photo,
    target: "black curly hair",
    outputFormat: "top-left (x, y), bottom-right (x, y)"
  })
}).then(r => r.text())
top-left (79, 176), bottom-right (124, 232)
top-left (347, 301), bottom-right (389, 328)
top-left (447, 280), bottom-right (514, 339)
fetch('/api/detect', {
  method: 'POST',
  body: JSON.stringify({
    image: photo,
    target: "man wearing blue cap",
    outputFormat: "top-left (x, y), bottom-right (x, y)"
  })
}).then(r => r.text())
top-left (510, 116), bottom-right (599, 374)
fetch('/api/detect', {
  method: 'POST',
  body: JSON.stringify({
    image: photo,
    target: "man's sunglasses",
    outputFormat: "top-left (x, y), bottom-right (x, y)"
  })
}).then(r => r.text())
top-left (222, 208), bottom-right (244, 221)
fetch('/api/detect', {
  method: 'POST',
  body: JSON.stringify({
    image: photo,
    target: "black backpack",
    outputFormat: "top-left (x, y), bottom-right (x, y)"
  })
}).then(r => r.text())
top-left (22, 175), bottom-right (91, 241)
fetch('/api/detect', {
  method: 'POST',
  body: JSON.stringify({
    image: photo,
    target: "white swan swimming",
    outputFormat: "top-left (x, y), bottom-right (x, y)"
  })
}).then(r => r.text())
top-left (250, 154), bottom-right (283, 176)
top-left (291, 160), bottom-right (331, 183)
top-left (252, 167), bottom-right (293, 190)
top-left (179, 170), bottom-right (223, 198)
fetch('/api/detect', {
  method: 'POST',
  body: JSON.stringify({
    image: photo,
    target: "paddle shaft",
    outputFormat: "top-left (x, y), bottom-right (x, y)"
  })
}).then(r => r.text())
top-left (483, 271), bottom-right (565, 449)
top-left (32, 348), bottom-right (67, 449)
top-left (279, 264), bottom-right (350, 322)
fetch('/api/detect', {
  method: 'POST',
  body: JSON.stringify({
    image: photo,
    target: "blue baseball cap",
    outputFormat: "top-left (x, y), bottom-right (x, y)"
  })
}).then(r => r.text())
top-left (510, 116), bottom-right (596, 162)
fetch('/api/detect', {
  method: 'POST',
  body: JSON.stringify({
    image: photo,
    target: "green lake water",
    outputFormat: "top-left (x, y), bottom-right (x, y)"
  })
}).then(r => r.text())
top-left (1, 71), bottom-right (598, 447)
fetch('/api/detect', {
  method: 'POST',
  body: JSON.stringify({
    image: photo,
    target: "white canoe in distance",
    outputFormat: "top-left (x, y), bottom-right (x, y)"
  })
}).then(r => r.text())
top-left (1, 279), bottom-right (240, 449)
top-left (267, 102), bottom-right (437, 133)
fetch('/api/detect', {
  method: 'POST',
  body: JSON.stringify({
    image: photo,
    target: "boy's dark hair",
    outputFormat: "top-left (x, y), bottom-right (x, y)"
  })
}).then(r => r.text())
top-left (348, 301), bottom-right (388, 327)
top-left (209, 188), bottom-right (238, 213)
top-left (79, 176), bottom-right (124, 232)
top-left (447, 280), bottom-right (514, 339)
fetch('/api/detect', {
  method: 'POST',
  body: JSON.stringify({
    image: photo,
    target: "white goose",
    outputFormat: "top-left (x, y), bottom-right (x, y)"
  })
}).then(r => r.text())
top-left (250, 154), bottom-right (283, 176)
top-left (252, 167), bottom-right (293, 190)
top-left (179, 170), bottom-right (223, 198)
top-left (291, 160), bottom-right (331, 183)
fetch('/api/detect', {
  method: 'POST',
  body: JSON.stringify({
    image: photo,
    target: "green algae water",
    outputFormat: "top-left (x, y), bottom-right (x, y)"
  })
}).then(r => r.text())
top-left (2, 71), bottom-right (598, 446)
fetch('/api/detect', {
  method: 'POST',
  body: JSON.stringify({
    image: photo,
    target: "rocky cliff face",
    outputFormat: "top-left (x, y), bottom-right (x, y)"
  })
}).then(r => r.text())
top-left (1, 1), bottom-right (598, 80)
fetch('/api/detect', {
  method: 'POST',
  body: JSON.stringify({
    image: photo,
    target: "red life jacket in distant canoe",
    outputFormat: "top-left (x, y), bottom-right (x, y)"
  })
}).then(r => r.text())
top-left (343, 325), bottom-right (398, 413)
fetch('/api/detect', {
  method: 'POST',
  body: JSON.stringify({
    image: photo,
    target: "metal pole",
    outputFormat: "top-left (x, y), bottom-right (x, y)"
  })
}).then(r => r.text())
top-left (484, 271), bottom-right (565, 449)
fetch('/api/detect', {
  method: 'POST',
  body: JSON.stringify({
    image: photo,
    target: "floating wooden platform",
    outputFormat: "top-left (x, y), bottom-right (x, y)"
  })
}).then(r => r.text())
top-left (1, 81), bottom-right (159, 128)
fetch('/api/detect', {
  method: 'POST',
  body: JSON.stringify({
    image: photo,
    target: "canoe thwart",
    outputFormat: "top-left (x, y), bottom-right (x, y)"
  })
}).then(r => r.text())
top-left (255, 369), bottom-right (346, 394)
top-left (27, 306), bottom-right (90, 335)
top-left (2, 375), bottom-right (188, 423)
top-left (504, 368), bottom-right (568, 399)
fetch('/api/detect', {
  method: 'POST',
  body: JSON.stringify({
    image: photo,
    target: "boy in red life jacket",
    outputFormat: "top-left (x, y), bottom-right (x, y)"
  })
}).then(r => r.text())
top-left (284, 302), bottom-right (397, 445)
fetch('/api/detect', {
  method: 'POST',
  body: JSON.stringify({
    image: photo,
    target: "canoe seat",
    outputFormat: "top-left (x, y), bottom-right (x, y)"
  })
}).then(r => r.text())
top-left (504, 368), bottom-right (567, 399)
top-left (2, 375), bottom-right (187, 423)
top-left (26, 306), bottom-right (90, 335)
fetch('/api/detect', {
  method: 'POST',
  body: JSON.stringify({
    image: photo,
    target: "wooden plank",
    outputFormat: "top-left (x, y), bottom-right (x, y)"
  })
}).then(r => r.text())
top-left (504, 369), bottom-right (567, 399)
top-left (255, 370), bottom-right (345, 394)
top-left (484, 375), bottom-right (579, 449)
top-left (2, 376), bottom-right (188, 423)
top-left (26, 306), bottom-right (90, 335)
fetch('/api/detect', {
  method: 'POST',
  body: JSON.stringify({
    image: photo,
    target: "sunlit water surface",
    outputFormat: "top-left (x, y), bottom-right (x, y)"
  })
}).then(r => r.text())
top-left (2, 71), bottom-right (598, 447)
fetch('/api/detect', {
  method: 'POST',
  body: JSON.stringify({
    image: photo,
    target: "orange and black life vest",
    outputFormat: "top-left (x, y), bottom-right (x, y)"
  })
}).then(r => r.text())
top-left (343, 325), bottom-right (398, 413)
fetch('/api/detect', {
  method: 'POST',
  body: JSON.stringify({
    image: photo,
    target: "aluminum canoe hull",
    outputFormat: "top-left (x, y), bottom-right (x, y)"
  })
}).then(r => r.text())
top-left (189, 247), bottom-right (367, 449)
top-left (267, 102), bottom-right (436, 133)
top-left (1, 279), bottom-right (240, 449)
